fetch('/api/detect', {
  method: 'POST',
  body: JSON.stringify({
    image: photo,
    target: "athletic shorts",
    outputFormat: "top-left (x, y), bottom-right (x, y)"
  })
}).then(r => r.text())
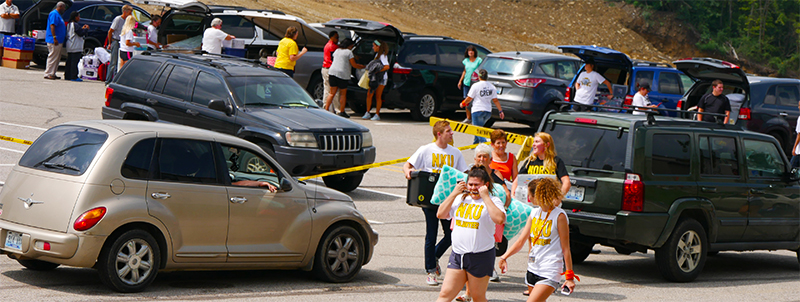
top-left (447, 248), bottom-right (495, 278)
top-left (120, 51), bottom-right (133, 62)
top-left (329, 75), bottom-right (348, 89)
top-left (525, 270), bottom-right (560, 289)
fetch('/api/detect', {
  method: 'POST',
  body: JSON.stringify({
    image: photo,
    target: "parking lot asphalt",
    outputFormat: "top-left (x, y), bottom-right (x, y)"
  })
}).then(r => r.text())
top-left (0, 65), bottom-right (798, 301)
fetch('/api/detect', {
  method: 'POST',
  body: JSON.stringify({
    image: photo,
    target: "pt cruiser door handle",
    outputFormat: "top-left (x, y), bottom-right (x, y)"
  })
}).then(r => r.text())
top-left (230, 197), bottom-right (247, 204)
top-left (151, 192), bottom-right (171, 199)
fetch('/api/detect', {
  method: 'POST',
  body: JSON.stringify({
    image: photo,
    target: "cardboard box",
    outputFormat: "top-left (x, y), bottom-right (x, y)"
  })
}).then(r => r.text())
top-left (32, 30), bottom-right (46, 40)
top-left (223, 39), bottom-right (245, 49)
top-left (2, 58), bottom-right (30, 69)
top-left (3, 49), bottom-right (33, 61)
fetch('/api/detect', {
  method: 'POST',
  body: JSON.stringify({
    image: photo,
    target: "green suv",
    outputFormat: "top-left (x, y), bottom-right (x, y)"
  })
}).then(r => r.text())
top-left (539, 110), bottom-right (800, 282)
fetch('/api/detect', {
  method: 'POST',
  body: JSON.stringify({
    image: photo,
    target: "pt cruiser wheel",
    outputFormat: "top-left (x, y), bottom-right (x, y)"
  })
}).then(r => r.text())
top-left (313, 226), bottom-right (364, 283)
top-left (97, 229), bottom-right (160, 293)
top-left (655, 219), bottom-right (707, 282)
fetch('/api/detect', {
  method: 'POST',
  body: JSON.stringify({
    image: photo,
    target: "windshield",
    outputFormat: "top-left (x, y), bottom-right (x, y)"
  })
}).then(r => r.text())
top-left (227, 76), bottom-right (319, 108)
top-left (545, 123), bottom-right (629, 172)
top-left (481, 57), bottom-right (532, 76)
top-left (19, 126), bottom-right (108, 176)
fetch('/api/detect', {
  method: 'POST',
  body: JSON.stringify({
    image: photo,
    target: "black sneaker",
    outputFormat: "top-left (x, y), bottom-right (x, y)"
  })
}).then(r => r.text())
top-left (338, 111), bottom-right (350, 118)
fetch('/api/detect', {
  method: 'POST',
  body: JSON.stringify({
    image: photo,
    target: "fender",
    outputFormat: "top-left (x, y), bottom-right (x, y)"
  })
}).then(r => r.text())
top-left (542, 89), bottom-right (565, 108)
top-left (120, 103), bottom-right (158, 121)
top-left (236, 126), bottom-right (284, 146)
top-left (653, 197), bottom-right (716, 248)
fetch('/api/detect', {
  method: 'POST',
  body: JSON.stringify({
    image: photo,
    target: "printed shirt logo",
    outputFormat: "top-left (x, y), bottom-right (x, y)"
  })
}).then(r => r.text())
top-left (454, 203), bottom-right (484, 230)
top-left (579, 76), bottom-right (594, 89)
top-left (430, 153), bottom-right (455, 173)
top-left (479, 88), bottom-right (494, 97)
top-left (526, 164), bottom-right (555, 175)
top-left (530, 215), bottom-right (553, 246)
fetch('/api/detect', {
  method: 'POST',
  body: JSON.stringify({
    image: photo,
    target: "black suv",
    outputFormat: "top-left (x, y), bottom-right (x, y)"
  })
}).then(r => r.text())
top-left (675, 58), bottom-right (800, 156)
top-left (101, 52), bottom-right (376, 192)
top-left (319, 19), bottom-right (491, 121)
top-left (475, 51), bottom-right (579, 127)
top-left (538, 107), bottom-right (800, 282)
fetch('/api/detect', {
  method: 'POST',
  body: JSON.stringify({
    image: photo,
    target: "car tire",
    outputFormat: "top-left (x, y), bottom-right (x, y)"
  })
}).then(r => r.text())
top-left (307, 73), bottom-right (325, 101)
top-left (313, 225), bottom-right (365, 283)
top-left (570, 240), bottom-right (593, 264)
top-left (348, 99), bottom-right (367, 115)
top-left (32, 52), bottom-right (47, 66)
top-left (96, 229), bottom-right (160, 293)
top-left (17, 259), bottom-right (60, 271)
top-left (83, 40), bottom-right (100, 56)
top-left (483, 118), bottom-right (496, 128)
top-left (410, 90), bottom-right (438, 121)
top-left (655, 218), bottom-right (707, 282)
top-left (323, 173), bottom-right (364, 192)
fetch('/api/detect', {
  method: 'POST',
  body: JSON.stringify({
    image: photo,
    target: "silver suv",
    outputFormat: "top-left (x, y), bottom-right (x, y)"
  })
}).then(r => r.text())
top-left (0, 120), bottom-right (378, 292)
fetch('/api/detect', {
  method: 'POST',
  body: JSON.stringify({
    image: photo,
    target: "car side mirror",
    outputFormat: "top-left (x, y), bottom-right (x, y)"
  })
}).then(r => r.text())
top-left (208, 99), bottom-right (232, 115)
top-left (789, 168), bottom-right (800, 182)
top-left (279, 178), bottom-right (293, 192)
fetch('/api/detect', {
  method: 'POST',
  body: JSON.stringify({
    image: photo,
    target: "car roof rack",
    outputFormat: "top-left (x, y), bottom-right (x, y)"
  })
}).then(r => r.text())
top-left (404, 35), bottom-right (453, 40)
top-left (632, 60), bottom-right (673, 68)
top-left (142, 50), bottom-right (278, 71)
top-left (552, 101), bottom-right (735, 128)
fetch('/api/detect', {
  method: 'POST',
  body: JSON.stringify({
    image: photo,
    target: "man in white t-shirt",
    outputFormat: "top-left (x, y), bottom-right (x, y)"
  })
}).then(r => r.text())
top-left (572, 58), bottom-right (613, 111)
top-left (792, 100), bottom-right (800, 168)
top-left (0, 0), bottom-right (20, 35)
top-left (460, 69), bottom-right (505, 144)
top-left (202, 18), bottom-right (235, 54)
top-left (404, 120), bottom-right (468, 286)
top-left (146, 15), bottom-right (162, 49)
top-left (631, 82), bottom-right (658, 115)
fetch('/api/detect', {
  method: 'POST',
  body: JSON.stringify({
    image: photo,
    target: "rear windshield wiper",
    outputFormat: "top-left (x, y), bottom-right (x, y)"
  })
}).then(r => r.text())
top-left (496, 72), bottom-right (512, 76)
top-left (571, 167), bottom-right (615, 175)
top-left (281, 101), bottom-right (311, 107)
top-left (245, 103), bottom-right (281, 107)
top-left (42, 162), bottom-right (80, 172)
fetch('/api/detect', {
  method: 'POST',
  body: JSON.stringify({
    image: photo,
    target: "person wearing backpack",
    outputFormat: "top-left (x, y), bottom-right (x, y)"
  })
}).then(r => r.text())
top-left (65, 11), bottom-right (89, 81)
top-left (362, 40), bottom-right (390, 121)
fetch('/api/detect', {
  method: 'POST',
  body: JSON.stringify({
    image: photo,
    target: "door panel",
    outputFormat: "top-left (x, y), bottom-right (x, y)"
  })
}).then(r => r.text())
top-left (184, 71), bottom-right (237, 134)
top-left (741, 139), bottom-right (800, 241)
top-left (220, 144), bottom-right (311, 262)
top-left (696, 135), bottom-right (748, 242)
top-left (146, 65), bottom-right (187, 123)
top-left (147, 138), bottom-right (228, 262)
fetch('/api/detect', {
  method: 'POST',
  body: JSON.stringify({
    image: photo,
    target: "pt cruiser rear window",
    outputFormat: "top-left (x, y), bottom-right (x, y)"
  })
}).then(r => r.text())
top-left (18, 126), bottom-right (108, 176)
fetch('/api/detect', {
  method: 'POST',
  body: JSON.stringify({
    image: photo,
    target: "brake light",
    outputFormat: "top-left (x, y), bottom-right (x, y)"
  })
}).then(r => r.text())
top-left (471, 71), bottom-right (479, 83)
top-left (521, 110), bottom-right (533, 115)
top-left (514, 78), bottom-right (546, 88)
top-left (104, 87), bottom-right (114, 107)
top-left (74, 207), bottom-right (107, 231)
top-left (622, 173), bottom-right (644, 212)
top-left (721, 61), bottom-right (740, 69)
top-left (575, 118), bottom-right (597, 124)
top-left (392, 62), bottom-right (411, 74)
top-left (564, 87), bottom-right (571, 102)
top-left (738, 107), bottom-right (751, 120)
top-left (624, 94), bottom-right (634, 106)
top-left (677, 99), bottom-right (684, 110)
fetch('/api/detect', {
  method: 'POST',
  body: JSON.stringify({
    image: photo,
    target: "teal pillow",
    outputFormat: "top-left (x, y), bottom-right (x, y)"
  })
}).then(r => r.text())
top-left (429, 165), bottom-right (532, 239)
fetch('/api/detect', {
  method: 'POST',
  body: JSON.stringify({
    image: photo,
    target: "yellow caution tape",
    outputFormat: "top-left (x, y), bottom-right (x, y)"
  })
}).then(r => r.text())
top-left (429, 117), bottom-right (535, 161)
top-left (0, 135), bottom-right (33, 145)
top-left (297, 142), bottom-right (482, 181)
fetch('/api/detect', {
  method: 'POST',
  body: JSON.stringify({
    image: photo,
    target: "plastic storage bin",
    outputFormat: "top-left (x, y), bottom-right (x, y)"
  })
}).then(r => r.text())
top-left (222, 47), bottom-right (246, 58)
top-left (406, 171), bottom-right (439, 209)
top-left (3, 36), bottom-right (35, 51)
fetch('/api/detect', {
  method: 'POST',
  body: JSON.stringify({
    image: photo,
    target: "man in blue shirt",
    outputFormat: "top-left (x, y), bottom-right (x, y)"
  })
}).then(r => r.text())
top-left (44, 1), bottom-right (66, 80)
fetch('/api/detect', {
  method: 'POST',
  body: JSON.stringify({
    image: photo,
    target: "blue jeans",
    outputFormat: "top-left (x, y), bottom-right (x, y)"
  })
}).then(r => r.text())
top-left (791, 155), bottom-right (800, 168)
top-left (422, 207), bottom-right (451, 273)
top-left (472, 111), bottom-right (491, 144)
top-left (462, 84), bottom-right (470, 98)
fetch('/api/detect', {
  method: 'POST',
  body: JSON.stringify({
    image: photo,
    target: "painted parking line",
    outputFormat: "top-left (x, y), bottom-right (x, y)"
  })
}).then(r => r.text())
top-left (0, 164), bottom-right (15, 167)
top-left (368, 220), bottom-right (385, 225)
top-left (0, 147), bottom-right (24, 154)
top-left (357, 187), bottom-right (405, 199)
top-left (0, 122), bottom-right (47, 131)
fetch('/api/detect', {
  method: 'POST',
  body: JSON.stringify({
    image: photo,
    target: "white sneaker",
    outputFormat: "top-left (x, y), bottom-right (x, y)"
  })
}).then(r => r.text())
top-left (489, 269), bottom-right (500, 282)
top-left (361, 112), bottom-right (371, 119)
top-left (370, 114), bottom-right (380, 121)
top-left (426, 273), bottom-right (439, 285)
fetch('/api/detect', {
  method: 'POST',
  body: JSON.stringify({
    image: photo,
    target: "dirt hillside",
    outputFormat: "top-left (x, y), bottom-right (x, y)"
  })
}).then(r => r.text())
top-left (185, 0), bottom-right (701, 64)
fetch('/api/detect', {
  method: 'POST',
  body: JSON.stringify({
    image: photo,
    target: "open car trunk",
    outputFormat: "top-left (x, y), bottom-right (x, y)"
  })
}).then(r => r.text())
top-left (673, 58), bottom-right (750, 111)
top-left (322, 19), bottom-right (404, 83)
top-left (21, 0), bottom-right (72, 35)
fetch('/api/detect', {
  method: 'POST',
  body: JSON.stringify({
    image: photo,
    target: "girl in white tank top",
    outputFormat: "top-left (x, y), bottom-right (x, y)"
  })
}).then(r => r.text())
top-left (498, 177), bottom-right (579, 301)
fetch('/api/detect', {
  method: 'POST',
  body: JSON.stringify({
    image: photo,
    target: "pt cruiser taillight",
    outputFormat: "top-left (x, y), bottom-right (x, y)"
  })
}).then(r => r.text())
top-left (74, 207), bottom-right (107, 231)
top-left (622, 173), bottom-right (644, 212)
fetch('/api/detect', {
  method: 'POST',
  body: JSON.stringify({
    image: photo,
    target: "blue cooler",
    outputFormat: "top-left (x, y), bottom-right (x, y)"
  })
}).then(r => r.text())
top-left (222, 47), bottom-right (246, 58)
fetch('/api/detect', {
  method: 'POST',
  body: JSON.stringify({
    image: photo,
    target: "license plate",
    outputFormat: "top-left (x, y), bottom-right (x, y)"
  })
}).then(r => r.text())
top-left (4, 231), bottom-right (22, 250)
top-left (496, 88), bottom-right (503, 95)
top-left (564, 186), bottom-right (585, 201)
